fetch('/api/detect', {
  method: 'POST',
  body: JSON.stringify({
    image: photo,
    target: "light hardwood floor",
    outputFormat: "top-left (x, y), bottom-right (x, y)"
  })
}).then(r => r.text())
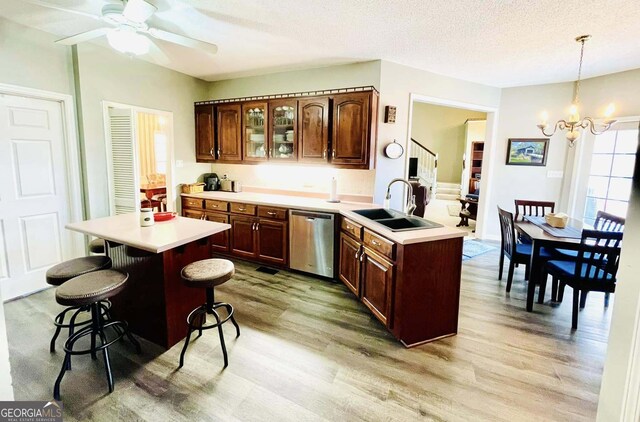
top-left (4, 243), bottom-right (610, 421)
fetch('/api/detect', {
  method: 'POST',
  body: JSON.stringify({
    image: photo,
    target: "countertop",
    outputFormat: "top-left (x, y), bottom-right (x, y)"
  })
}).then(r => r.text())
top-left (182, 191), bottom-right (466, 245)
top-left (66, 213), bottom-right (231, 253)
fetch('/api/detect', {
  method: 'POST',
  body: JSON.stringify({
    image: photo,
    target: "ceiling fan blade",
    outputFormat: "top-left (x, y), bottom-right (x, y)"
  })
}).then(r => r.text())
top-left (123, 0), bottom-right (157, 24)
top-left (21, 0), bottom-right (101, 21)
top-left (147, 28), bottom-right (218, 55)
top-left (146, 39), bottom-right (170, 66)
top-left (56, 28), bottom-right (110, 45)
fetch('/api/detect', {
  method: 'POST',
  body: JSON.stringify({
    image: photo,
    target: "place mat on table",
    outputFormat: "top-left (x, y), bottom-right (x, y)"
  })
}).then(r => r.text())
top-left (524, 216), bottom-right (583, 239)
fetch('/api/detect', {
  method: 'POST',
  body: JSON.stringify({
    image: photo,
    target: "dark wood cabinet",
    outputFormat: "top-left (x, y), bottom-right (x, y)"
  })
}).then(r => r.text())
top-left (331, 92), bottom-right (371, 167)
top-left (195, 104), bottom-right (215, 162)
top-left (195, 88), bottom-right (377, 168)
top-left (230, 215), bottom-right (257, 258)
top-left (361, 248), bottom-right (394, 327)
top-left (298, 96), bottom-right (329, 163)
top-left (256, 219), bottom-right (288, 266)
top-left (183, 209), bottom-right (204, 219)
top-left (205, 212), bottom-right (229, 253)
top-left (216, 104), bottom-right (242, 161)
top-left (339, 233), bottom-right (361, 296)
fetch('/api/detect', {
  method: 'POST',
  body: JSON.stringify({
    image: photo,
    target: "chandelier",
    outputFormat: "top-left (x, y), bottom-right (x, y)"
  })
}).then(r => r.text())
top-left (537, 35), bottom-right (617, 147)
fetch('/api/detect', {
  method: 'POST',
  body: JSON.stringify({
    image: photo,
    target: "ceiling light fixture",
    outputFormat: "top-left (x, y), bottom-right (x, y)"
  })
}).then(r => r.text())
top-left (106, 26), bottom-right (150, 55)
top-left (537, 35), bottom-right (617, 147)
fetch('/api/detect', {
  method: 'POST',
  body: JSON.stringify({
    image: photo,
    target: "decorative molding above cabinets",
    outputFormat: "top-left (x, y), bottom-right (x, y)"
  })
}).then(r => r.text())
top-left (195, 86), bottom-right (379, 169)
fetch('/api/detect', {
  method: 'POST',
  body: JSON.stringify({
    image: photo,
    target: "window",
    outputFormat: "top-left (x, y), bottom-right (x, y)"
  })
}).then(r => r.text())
top-left (583, 125), bottom-right (639, 225)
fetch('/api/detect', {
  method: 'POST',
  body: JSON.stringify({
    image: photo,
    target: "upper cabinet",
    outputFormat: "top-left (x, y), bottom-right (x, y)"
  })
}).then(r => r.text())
top-left (195, 104), bottom-right (215, 162)
top-left (298, 96), bottom-right (329, 164)
top-left (216, 104), bottom-right (242, 162)
top-left (195, 87), bottom-right (378, 168)
top-left (243, 101), bottom-right (268, 162)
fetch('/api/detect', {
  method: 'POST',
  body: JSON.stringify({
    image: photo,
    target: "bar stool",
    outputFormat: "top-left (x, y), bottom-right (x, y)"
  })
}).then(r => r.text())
top-left (46, 256), bottom-right (112, 353)
top-left (88, 238), bottom-right (106, 255)
top-left (178, 259), bottom-right (240, 369)
top-left (53, 269), bottom-right (141, 400)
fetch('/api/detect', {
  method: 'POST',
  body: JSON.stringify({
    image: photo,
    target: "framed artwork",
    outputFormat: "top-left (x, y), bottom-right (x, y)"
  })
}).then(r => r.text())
top-left (506, 138), bottom-right (549, 166)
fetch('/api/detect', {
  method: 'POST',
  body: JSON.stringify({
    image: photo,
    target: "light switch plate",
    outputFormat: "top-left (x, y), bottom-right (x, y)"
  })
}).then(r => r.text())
top-left (547, 170), bottom-right (563, 178)
top-left (176, 160), bottom-right (184, 168)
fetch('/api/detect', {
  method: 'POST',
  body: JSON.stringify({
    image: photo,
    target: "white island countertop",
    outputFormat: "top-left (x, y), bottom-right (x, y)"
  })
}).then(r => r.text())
top-left (66, 213), bottom-right (231, 253)
top-left (182, 191), bottom-right (466, 245)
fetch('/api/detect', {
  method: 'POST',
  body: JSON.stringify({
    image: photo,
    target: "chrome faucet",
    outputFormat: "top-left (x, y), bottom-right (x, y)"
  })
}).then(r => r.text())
top-left (384, 178), bottom-right (417, 216)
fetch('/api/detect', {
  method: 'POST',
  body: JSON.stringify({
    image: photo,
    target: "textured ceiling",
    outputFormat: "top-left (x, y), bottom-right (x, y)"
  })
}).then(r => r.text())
top-left (1, 0), bottom-right (639, 87)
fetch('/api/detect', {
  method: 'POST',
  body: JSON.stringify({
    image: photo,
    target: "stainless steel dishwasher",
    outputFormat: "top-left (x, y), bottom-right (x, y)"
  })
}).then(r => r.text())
top-left (289, 210), bottom-right (335, 278)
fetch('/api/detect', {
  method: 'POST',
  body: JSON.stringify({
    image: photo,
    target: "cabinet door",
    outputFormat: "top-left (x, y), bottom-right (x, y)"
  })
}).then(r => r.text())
top-left (230, 215), bottom-right (257, 258)
top-left (361, 249), bottom-right (394, 326)
top-left (256, 220), bottom-right (287, 266)
top-left (216, 104), bottom-right (242, 161)
top-left (339, 233), bottom-right (361, 296)
top-left (298, 96), bottom-right (329, 163)
top-left (205, 212), bottom-right (229, 253)
top-left (243, 101), bottom-right (268, 162)
top-left (331, 92), bottom-right (371, 167)
top-left (269, 99), bottom-right (297, 161)
top-left (195, 104), bottom-right (215, 162)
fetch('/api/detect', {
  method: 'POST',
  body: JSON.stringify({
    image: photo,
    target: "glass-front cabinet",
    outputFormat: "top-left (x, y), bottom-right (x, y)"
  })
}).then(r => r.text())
top-left (269, 100), bottom-right (297, 161)
top-left (242, 101), bottom-right (267, 161)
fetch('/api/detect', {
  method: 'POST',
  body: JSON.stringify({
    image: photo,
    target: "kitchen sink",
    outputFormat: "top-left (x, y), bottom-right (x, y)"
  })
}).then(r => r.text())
top-left (352, 209), bottom-right (443, 232)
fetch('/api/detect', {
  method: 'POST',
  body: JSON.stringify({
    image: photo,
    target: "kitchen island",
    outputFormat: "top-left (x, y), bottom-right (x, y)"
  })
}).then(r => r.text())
top-left (181, 190), bottom-right (467, 347)
top-left (66, 213), bottom-right (230, 348)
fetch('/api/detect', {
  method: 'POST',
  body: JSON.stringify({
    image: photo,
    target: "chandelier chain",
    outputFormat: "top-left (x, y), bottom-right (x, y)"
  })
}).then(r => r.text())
top-left (574, 38), bottom-right (586, 105)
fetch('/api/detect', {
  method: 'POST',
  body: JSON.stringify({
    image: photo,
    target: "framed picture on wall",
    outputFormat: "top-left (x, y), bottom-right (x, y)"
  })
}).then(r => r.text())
top-left (506, 138), bottom-right (549, 166)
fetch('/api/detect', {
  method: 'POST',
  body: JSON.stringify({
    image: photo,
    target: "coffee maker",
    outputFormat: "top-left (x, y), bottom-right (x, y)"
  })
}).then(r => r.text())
top-left (203, 173), bottom-right (220, 191)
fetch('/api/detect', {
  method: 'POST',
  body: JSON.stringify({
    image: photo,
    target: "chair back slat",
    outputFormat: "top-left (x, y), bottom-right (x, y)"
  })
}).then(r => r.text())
top-left (514, 199), bottom-right (555, 221)
top-left (497, 206), bottom-right (517, 257)
top-left (574, 230), bottom-right (623, 283)
top-left (594, 210), bottom-right (625, 232)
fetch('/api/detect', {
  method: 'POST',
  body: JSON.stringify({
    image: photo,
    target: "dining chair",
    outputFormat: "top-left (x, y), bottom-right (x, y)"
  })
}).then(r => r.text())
top-left (514, 199), bottom-right (555, 222)
top-left (545, 230), bottom-right (623, 329)
top-left (551, 210), bottom-right (625, 306)
top-left (497, 206), bottom-right (553, 292)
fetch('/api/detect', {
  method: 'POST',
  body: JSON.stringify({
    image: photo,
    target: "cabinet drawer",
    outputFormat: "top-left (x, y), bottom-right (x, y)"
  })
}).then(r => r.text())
top-left (257, 206), bottom-right (287, 220)
top-left (182, 197), bottom-right (204, 209)
top-left (183, 209), bottom-right (204, 219)
top-left (230, 202), bottom-right (257, 216)
top-left (204, 212), bottom-right (228, 224)
top-left (363, 229), bottom-right (395, 261)
top-left (341, 217), bottom-right (363, 240)
top-left (205, 200), bottom-right (229, 212)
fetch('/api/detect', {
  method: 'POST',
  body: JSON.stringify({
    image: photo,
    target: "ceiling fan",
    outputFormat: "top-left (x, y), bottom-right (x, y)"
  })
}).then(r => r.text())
top-left (25, 0), bottom-right (218, 56)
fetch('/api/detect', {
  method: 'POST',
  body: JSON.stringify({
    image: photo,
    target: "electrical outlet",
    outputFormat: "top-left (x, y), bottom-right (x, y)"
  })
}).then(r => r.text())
top-left (176, 160), bottom-right (184, 168)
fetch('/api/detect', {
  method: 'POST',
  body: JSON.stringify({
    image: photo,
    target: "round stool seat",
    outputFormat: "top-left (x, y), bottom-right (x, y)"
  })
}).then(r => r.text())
top-left (46, 256), bottom-right (112, 286)
top-left (56, 270), bottom-right (128, 307)
top-left (181, 259), bottom-right (234, 288)
top-left (88, 238), bottom-right (106, 254)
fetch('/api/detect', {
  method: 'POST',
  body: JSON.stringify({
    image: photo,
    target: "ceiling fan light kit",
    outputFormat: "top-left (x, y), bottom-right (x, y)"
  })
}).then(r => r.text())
top-left (537, 35), bottom-right (617, 147)
top-left (107, 26), bottom-right (150, 55)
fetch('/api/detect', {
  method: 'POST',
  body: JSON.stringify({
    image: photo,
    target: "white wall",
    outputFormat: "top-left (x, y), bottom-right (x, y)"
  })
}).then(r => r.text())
top-left (410, 103), bottom-right (486, 184)
top-left (75, 43), bottom-right (211, 217)
top-left (207, 61), bottom-right (381, 198)
top-left (0, 18), bottom-right (73, 96)
top-left (376, 60), bottom-right (501, 209)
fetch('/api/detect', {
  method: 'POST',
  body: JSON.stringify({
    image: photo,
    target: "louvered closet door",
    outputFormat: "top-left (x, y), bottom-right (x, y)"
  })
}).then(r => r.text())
top-left (108, 108), bottom-right (139, 215)
top-left (0, 94), bottom-right (73, 300)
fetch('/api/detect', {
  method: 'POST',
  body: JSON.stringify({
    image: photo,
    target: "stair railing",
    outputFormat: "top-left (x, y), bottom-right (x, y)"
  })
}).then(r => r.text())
top-left (410, 138), bottom-right (437, 194)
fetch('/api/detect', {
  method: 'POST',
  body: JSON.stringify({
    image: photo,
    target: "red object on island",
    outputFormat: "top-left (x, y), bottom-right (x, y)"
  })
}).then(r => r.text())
top-left (154, 212), bottom-right (176, 222)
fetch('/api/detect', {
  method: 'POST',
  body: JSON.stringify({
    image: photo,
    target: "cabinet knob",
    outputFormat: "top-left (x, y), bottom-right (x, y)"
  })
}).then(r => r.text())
top-left (267, 211), bottom-right (277, 216)
top-left (238, 207), bottom-right (246, 211)
top-left (217, 149), bottom-right (221, 157)
top-left (371, 239), bottom-right (380, 246)
top-left (323, 149), bottom-right (327, 159)
top-left (332, 149), bottom-right (336, 159)
top-left (346, 225), bottom-right (353, 230)
top-left (210, 148), bottom-right (214, 157)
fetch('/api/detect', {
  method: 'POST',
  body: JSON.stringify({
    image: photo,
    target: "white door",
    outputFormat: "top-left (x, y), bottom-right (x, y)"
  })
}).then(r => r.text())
top-left (106, 107), bottom-right (139, 215)
top-left (0, 94), bottom-right (74, 300)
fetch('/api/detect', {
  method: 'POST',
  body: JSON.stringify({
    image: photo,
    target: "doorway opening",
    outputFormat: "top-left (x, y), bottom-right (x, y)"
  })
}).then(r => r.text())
top-left (406, 101), bottom-right (489, 235)
top-left (102, 102), bottom-right (175, 215)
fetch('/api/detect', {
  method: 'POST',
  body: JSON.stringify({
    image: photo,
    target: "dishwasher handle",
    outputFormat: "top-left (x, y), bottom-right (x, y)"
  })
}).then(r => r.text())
top-left (290, 210), bottom-right (334, 220)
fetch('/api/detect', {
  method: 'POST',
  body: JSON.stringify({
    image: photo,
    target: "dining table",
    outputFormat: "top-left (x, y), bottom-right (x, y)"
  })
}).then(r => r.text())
top-left (140, 183), bottom-right (166, 200)
top-left (515, 216), bottom-right (586, 312)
